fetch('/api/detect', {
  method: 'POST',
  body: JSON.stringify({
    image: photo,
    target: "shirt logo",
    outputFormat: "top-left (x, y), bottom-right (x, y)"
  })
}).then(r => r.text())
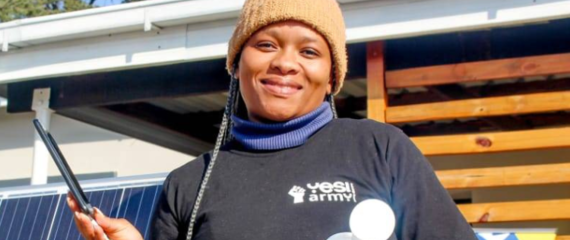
top-left (288, 181), bottom-right (357, 204)
top-left (288, 185), bottom-right (306, 204)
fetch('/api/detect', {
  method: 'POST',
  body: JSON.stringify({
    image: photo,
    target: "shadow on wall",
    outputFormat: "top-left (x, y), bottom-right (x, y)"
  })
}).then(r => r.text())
top-left (0, 107), bottom-right (130, 151)
top-left (0, 172), bottom-right (116, 189)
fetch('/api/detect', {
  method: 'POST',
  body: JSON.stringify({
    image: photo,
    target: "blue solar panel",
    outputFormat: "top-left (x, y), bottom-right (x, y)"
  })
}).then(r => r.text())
top-left (0, 195), bottom-right (60, 240)
top-left (0, 178), bottom-right (163, 240)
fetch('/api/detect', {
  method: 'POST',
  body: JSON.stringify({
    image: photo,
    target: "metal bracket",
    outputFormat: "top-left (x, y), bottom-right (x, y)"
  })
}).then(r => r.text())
top-left (31, 88), bottom-right (52, 111)
top-left (31, 88), bottom-right (53, 185)
top-left (1, 31), bottom-right (8, 52)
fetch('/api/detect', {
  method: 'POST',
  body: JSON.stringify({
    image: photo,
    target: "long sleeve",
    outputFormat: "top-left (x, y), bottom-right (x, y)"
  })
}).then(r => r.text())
top-left (150, 175), bottom-right (184, 240)
top-left (386, 130), bottom-right (477, 240)
top-left (149, 154), bottom-right (209, 240)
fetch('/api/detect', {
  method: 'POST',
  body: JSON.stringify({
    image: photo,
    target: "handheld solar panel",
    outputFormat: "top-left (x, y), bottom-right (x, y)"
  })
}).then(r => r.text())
top-left (0, 174), bottom-right (165, 240)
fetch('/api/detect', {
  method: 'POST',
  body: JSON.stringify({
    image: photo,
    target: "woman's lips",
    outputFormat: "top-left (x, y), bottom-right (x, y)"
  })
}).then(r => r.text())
top-left (260, 79), bottom-right (302, 96)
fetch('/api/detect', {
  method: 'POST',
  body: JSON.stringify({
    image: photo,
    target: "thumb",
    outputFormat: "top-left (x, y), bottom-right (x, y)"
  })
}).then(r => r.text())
top-left (93, 208), bottom-right (131, 233)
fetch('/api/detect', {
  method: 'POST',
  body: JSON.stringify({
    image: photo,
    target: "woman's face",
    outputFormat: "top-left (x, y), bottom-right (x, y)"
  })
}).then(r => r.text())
top-left (237, 20), bottom-right (333, 123)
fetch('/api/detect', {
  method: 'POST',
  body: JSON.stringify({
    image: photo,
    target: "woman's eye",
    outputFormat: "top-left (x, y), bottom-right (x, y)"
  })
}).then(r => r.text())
top-left (302, 49), bottom-right (319, 56)
top-left (257, 42), bottom-right (274, 49)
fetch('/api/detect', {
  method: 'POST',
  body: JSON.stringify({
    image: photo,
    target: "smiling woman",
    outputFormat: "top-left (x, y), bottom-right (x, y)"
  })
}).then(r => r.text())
top-left (67, 0), bottom-right (478, 240)
top-left (238, 21), bottom-right (333, 123)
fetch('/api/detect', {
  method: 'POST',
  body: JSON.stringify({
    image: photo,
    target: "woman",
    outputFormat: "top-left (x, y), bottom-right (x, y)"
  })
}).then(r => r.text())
top-left (68, 0), bottom-right (477, 239)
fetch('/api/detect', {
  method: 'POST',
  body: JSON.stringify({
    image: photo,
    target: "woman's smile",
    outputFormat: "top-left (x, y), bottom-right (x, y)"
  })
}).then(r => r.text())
top-left (260, 77), bottom-right (303, 97)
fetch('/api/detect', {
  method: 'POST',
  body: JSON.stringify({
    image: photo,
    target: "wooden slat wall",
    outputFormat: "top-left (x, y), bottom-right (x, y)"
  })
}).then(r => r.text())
top-left (411, 127), bottom-right (570, 156)
top-left (458, 200), bottom-right (570, 223)
top-left (436, 163), bottom-right (570, 189)
top-left (365, 39), bottom-right (570, 232)
top-left (385, 52), bottom-right (570, 88)
top-left (386, 91), bottom-right (570, 123)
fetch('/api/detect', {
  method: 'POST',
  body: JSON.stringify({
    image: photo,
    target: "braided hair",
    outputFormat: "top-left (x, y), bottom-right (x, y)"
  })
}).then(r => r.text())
top-left (185, 67), bottom-right (338, 240)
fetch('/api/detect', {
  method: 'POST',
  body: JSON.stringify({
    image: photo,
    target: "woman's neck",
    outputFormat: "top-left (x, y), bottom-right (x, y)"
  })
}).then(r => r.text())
top-left (231, 102), bottom-right (333, 150)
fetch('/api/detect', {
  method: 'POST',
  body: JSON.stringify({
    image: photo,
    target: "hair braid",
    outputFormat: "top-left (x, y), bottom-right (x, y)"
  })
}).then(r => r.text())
top-left (329, 74), bottom-right (338, 119)
top-left (328, 93), bottom-right (338, 119)
top-left (186, 72), bottom-right (240, 240)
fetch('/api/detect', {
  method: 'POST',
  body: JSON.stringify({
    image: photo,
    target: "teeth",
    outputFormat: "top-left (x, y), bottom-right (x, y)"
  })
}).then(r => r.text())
top-left (263, 80), bottom-right (299, 94)
top-left (280, 86), bottom-right (292, 94)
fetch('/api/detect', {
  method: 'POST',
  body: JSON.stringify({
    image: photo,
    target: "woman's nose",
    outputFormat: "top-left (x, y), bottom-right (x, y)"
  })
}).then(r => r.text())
top-left (270, 49), bottom-right (300, 75)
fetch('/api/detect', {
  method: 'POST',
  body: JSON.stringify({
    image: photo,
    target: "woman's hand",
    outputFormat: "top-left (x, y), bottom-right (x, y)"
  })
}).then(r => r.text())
top-left (67, 193), bottom-right (144, 240)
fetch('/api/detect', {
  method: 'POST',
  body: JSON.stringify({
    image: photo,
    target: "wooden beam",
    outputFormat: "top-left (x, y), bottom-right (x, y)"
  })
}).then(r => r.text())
top-left (557, 236), bottom-right (570, 240)
top-left (458, 199), bottom-right (570, 223)
top-left (387, 91), bottom-right (570, 123)
top-left (367, 41), bottom-right (387, 122)
top-left (411, 127), bottom-right (570, 156)
top-left (437, 163), bottom-right (570, 189)
top-left (386, 52), bottom-right (570, 88)
top-left (424, 84), bottom-right (530, 130)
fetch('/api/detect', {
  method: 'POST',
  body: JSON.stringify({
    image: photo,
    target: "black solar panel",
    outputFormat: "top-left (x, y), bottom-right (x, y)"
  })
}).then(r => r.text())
top-left (0, 180), bottom-right (163, 240)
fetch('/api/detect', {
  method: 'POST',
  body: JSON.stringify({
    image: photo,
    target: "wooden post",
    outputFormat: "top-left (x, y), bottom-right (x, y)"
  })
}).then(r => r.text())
top-left (367, 41), bottom-right (387, 122)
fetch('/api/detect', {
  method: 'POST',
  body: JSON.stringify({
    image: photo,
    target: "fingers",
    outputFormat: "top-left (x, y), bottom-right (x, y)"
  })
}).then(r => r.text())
top-left (74, 211), bottom-right (96, 239)
top-left (92, 208), bottom-right (143, 240)
top-left (93, 222), bottom-right (109, 240)
top-left (69, 192), bottom-right (96, 239)
top-left (74, 210), bottom-right (111, 240)
top-left (94, 207), bottom-right (128, 233)
top-left (66, 192), bottom-right (81, 212)
top-left (92, 207), bottom-right (112, 229)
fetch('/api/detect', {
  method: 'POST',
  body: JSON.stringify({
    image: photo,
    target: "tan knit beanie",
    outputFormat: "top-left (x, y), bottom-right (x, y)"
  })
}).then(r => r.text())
top-left (226, 0), bottom-right (347, 95)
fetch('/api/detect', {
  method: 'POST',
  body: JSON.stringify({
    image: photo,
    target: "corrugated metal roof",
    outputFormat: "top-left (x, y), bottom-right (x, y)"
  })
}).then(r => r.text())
top-left (146, 78), bottom-right (370, 115)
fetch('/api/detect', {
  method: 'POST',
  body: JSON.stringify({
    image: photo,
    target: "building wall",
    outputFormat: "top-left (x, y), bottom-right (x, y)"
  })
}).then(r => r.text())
top-left (0, 107), bottom-right (193, 188)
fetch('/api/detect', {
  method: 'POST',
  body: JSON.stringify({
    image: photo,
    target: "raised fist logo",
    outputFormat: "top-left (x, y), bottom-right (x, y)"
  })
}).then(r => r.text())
top-left (288, 186), bottom-right (306, 204)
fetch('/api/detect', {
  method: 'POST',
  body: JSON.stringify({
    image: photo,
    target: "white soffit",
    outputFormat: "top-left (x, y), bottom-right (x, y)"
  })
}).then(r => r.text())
top-left (0, 0), bottom-right (245, 46)
top-left (1, 0), bottom-right (570, 84)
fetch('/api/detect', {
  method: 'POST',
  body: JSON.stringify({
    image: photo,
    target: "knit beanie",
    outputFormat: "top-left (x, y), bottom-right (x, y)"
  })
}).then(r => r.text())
top-left (226, 0), bottom-right (347, 94)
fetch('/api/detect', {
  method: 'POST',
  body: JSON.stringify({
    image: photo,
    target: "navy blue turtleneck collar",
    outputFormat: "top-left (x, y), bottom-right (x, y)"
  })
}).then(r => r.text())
top-left (231, 102), bottom-right (333, 150)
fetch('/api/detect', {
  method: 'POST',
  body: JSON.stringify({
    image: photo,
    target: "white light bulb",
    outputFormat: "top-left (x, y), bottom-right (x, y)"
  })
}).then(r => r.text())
top-left (349, 199), bottom-right (395, 240)
top-left (327, 232), bottom-right (360, 240)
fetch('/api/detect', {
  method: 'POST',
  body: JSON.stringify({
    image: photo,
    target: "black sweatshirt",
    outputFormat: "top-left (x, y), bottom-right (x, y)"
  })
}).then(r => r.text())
top-left (151, 119), bottom-right (477, 240)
